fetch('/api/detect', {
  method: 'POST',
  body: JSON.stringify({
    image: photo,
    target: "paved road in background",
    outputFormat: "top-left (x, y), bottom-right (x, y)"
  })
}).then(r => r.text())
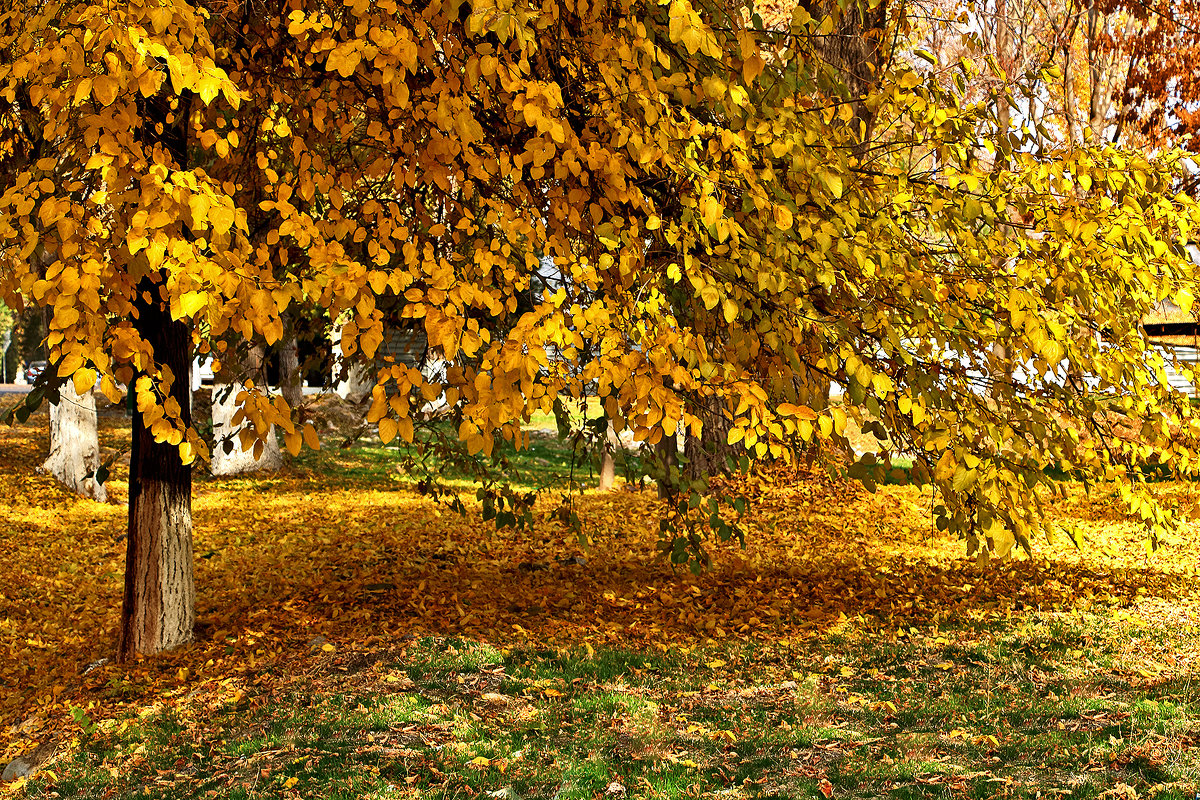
top-left (0, 384), bottom-right (31, 394)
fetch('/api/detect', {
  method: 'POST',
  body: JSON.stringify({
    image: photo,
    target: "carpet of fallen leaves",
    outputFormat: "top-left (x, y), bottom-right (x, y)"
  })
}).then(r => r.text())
top-left (4, 402), bottom-right (1200, 778)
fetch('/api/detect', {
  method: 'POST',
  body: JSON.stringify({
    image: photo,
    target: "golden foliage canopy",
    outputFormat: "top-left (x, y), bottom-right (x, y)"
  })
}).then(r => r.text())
top-left (2, 0), bottom-right (1200, 545)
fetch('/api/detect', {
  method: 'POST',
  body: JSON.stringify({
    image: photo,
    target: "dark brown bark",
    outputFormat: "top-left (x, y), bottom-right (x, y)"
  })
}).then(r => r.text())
top-left (118, 279), bottom-right (195, 661)
top-left (654, 430), bottom-right (678, 499)
top-left (279, 312), bottom-right (303, 411)
top-left (117, 88), bottom-right (196, 662)
top-left (806, 0), bottom-right (892, 155)
top-left (685, 401), bottom-right (735, 480)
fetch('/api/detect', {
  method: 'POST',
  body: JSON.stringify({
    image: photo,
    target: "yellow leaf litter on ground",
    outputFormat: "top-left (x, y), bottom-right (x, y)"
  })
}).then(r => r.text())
top-left (2, 407), bottom-right (1199, 755)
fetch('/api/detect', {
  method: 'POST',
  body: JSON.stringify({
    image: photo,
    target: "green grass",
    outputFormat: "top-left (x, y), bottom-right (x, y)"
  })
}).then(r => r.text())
top-left (290, 421), bottom-right (643, 493)
top-left (19, 614), bottom-right (1200, 799)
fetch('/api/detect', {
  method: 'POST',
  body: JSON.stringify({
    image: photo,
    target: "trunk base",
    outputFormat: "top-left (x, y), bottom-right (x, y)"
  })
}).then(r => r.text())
top-left (118, 477), bottom-right (195, 660)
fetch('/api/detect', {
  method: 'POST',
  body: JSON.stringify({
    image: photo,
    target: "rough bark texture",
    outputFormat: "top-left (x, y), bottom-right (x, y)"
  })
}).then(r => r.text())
top-left (117, 86), bottom-right (195, 662)
top-left (119, 475), bottom-right (195, 657)
top-left (279, 312), bottom-right (303, 411)
top-left (118, 286), bottom-right (196, 661)
top-left (804, 0), bottom-right (891, 155)
top-left (210, 380), bottom-right (286, 475)
top-left (685, 401), bottom-right (735, 480)
top-left (43, 380), bottom-right (107, 502)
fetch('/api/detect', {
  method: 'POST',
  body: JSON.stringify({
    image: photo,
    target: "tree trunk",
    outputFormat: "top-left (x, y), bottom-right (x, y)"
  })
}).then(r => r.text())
top-left (338, 363), bottom-right (374, 403)
top-left (210, 382), bottom-right (287, 474)
top-left (685, 400), bottom-right (735, 480)
top-left (807, 0), bottom-right (891, 156)
top-left (654, 429), bottom-right (678, 500)
top-left (117, 85), bottom-right (195, 662)
top-left (331, 319), bottom-right (373, 402)
top-left (279, 312), bottom-right (303, 411)
top-left (597, 421), bottom-right (619, 492)
top-left (118, 282), bottom-right (195, 661)
top-left (211, 345), bottom-right (286, 476)
top-left (43, 379), bottom-right (107, 502)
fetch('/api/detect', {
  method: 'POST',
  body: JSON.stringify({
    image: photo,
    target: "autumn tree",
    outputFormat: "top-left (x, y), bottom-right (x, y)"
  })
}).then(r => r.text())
top-left (1109, 0), bottom-right (1200, 147)
top-left (1, 0), bottom-right (249, 659)
top-left (4, 0), bottom-right (1200, 655)
top-left (0, 32), bottom-right (109, 502)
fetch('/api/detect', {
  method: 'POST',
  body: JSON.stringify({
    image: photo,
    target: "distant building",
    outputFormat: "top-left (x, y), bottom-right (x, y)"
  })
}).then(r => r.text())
top-left (332, 324), bottom-right (446, 402)
top-left (1143, 300), bottom-right (1200, 396)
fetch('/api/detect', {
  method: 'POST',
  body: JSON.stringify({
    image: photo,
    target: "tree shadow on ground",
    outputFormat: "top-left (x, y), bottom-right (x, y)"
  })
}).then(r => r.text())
top-left (2, 409), bottom-right (1199, 745)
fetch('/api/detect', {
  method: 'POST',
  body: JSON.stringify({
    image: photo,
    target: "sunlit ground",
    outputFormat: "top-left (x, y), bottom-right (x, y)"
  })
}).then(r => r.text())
top-left (3, 402), bottom-right (1200, 797)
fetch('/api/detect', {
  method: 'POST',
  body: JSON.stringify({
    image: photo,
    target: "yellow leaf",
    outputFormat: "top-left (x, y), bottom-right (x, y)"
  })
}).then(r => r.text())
top-left (209, 204), bottom-right (235, 234)
top-left (328, 44), bottom-right (362, 78)
top-left (197, 76), bottom-right (221, 106)
top-left (379, 418), bottom-right (398, 444)
top-left (935, 450), bottom-right (957, 482)
top-left (777, 403), bottom-right (817, 419)
top-left (139, 69), bottom-right (163, 98)
top-left (282, 776), bottom-right (299, 789)
top-left (397, 416), bottom-right (414, 443)
top-left (722, 298), bottom-right (737, 323)
top-left (72, 368), bottom-right (96, 395)
top-left (178, 291), bottom-right (208, 320)
top-left (148, 7), bottom-right (173, 32)
top-left (91, 75), bottom-right (119, 106)
top-left (302, 423), bottom-right (320, 450)
top-left (57, 352), bottom-right (84, 378)
top-left (73, 77), bottom-right (92, 105)
top-left (1178, 288), bottom-right (1195, 316)
top-left (743, 53), bottom-right (765, 83)
top-left (189, 194), bottom-right (211, 227)
top-left (773, 204), bottom-right (793, 231)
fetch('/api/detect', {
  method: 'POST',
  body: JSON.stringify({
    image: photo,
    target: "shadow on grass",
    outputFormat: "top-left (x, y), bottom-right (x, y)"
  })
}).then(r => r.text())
top-left (3, 406), bottom-right (1200, 797)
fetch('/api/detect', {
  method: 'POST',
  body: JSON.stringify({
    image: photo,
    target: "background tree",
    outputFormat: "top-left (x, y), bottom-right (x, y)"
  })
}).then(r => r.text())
top-left (210, 342), bottom-right (286, 476)
top-left (1111, 0), bottom-right (1200, 147)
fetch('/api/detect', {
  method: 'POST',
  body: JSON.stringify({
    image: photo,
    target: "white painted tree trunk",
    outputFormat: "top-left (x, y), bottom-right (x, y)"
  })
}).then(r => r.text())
top-left (43, 380), bottom-right (107, 502)
top-left (331, 319), bottom-right (373, 402)
top-left (338, 364), bottom-right (373, 403)
top-left (210, 381), bottom-right (286, 475)
top-left (597, 421), bottom-right (619, 492)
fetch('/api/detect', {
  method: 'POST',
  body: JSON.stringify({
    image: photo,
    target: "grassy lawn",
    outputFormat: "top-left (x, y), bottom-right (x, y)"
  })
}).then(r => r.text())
top-left (4, 397), bottom-right (1200, 798)
top-left (288, 394), bottom-right (635, 494)
top-left (20, 613), bottom-right (1200, 799)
